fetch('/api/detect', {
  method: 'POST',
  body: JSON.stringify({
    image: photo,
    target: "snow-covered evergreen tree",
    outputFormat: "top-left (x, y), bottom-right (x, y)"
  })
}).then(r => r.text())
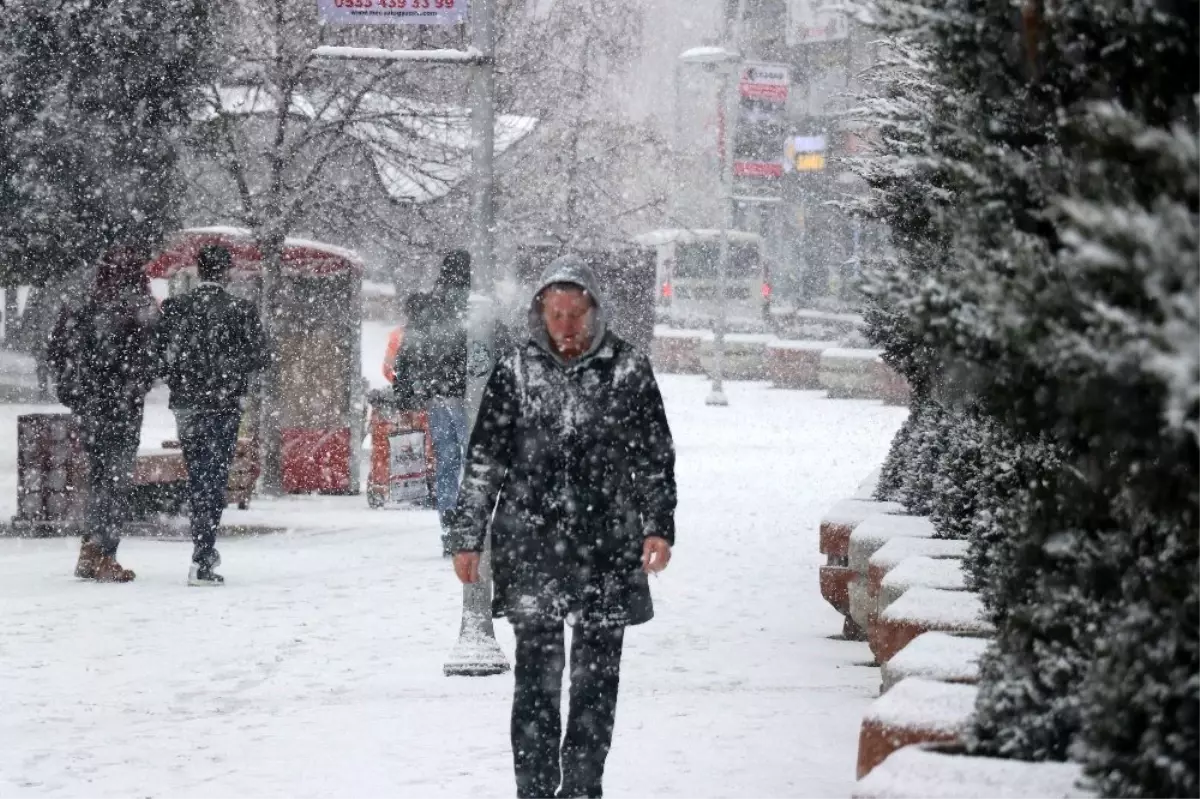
top-left (0, 0), bottom-right (215, 283)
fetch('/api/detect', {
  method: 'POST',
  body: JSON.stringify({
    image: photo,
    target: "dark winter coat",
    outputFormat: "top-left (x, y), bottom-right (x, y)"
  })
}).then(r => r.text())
top-left (392, 289), bottom-right (469, 404)
top-left (48, 289), bottom-right (159, 420)
top-left (155, 284), bottom-right (269, 411)
top-left (450, 256), bottom-right (677, 627)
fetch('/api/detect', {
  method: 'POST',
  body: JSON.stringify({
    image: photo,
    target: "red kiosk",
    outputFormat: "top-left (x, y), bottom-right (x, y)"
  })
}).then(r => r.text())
top-left (145, 227), bottom-right (365, 496)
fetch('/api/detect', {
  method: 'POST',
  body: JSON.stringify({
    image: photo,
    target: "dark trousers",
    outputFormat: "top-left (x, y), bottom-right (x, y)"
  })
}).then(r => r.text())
top-left (512, 619), bottom-right (625, 799)
top-left (79, 408), bottom-right (143, 555)
top-left (177, 410), bottom-right (240, 567)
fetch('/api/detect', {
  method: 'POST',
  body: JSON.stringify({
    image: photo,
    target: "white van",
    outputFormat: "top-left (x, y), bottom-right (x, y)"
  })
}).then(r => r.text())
top-left (632, 229), bottom-right (768, 329)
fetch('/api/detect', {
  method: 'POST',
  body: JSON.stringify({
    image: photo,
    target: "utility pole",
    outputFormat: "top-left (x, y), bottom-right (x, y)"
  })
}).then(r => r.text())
top-left (445, 0), bottom-right (508, 678)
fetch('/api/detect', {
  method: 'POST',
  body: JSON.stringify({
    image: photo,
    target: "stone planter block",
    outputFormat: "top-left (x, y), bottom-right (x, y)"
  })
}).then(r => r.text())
top-left (765, 340), bottom-right (827, 389)
top-left (820, 564), bottom-right (853, 616)
top-left (869, 556), bottom-right (968, 661)
top-left (651, 330), bottom-right (705, 374)
top-left (854, 743), bottom-right (1095, 798)
top-left (874, 588), bottom-right (995, 664)
top-left (856, 678), bottom-right (978, 779)
top-left (867, 538), bottom-right (969, 602)
top-left (821, 499), bottom-right (906, 560)
top-left (848, 516), bottom-right (936, 633)
top-left (697, 333), bottom-right (775, 381)
top-left (881, 632), bottom-right (990, 693)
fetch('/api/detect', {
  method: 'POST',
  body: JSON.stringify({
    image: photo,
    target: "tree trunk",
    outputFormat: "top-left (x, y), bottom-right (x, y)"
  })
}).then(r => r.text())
top-left (257, 229), bottom-right (286, 495)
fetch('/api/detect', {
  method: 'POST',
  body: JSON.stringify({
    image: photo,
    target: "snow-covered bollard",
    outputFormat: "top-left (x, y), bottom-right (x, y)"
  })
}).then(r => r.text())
top-left (874, 587), bottom-right (995, 665)
top-left (819, 499), bottom-right (904, 638)
top-left (651, 328), bottom-right (705, 374)
top-left (764, 340), bottom-right (827, 389)
top-left (847, 515), bottom-right (936, 642)
top-left (853, 743), bottom-right (1096, 799)
top-left (871, 558), bottom-right (967, 662)
top-left (697, 332), bottom-right (775, 381)
top-left (856, 677), bottom-right (978, 779)
top-left (881, 632), bottom-right (990, 693)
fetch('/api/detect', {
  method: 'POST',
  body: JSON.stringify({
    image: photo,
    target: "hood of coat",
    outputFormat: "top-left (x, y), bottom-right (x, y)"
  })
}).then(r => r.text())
top-left (527, 255), bottom-right (610, 365)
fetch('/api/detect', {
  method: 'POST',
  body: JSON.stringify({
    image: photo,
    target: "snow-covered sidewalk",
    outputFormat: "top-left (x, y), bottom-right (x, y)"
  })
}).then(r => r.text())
top-left (0, 376), bottom-right (905, 798)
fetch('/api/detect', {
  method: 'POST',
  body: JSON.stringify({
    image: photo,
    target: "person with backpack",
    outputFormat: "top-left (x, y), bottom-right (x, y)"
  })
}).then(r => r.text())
top-left (48, 245), bottom-right (160, 583)
top-left (392, 250), bottom-right (471, 555)
top-left (155, 245), bottom-right (269, 586)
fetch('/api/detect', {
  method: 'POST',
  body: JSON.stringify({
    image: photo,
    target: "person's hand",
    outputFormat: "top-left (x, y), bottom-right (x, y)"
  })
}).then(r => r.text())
top-left (642, 536), bottom-right (672, 574)
top-left (454, 552), bottom-right (481, 584)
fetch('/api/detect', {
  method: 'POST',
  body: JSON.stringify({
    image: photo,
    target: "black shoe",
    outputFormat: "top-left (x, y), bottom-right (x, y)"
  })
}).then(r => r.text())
top-left (188, 562), bottom-right (225, 586)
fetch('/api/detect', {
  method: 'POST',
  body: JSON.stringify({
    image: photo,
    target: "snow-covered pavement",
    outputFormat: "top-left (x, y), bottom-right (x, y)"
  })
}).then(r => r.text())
top-left (0, 376), bottom-right (905, 798)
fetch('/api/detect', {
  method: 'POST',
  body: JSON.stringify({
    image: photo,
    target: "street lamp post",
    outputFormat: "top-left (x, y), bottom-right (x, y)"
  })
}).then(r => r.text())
top-left (311, 3), bottom-right (509, 678)
top-left (679, 46), bottom-right (742, 407)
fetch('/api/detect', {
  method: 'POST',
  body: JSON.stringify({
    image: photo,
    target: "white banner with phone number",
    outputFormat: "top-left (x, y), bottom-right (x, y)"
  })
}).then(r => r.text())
top-left (317, 0), bottom-right (467, 25)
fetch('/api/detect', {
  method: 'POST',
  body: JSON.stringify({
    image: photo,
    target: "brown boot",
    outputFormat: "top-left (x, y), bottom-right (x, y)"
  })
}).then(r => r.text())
top-left (94, 554), bottom-right (136, 583)
top-left (74, 541), bottom-right (102, 579)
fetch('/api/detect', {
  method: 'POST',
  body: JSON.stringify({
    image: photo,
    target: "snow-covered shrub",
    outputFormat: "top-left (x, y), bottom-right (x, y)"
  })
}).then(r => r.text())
top-left (874, 407), bottom-right (916, 504)
top-left (966, 459), bottom-right (1120, 762)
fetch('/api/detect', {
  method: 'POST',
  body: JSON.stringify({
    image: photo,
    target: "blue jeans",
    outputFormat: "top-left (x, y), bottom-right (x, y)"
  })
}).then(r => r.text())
top-left (177, 410), bottom-right (241, 568)
top-left (428, 397), bottom-right (468, 524)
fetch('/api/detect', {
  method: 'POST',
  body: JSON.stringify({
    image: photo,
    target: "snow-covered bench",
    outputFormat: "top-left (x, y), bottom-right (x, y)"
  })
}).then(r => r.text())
top-left (881, 632), bottom-right (990, 693)
top-left (856, 677), bottom-right (978, 778)
top-left (819, 500), bottom-right (904, 637)
top-left (874, 587), bottom-right (995, 664)
top-left (848, 516), bottom-right (936, 640)
top-left (764, 339), bottom-right (827, 389)
top-left (854, 743), bottom-right (1095, 798)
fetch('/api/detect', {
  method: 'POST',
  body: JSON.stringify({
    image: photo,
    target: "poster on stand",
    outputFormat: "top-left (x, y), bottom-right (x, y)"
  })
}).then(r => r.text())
top-left (387, 431), bottom-right (428, 505)
top-left (734, 62), bottom-right (789, 179)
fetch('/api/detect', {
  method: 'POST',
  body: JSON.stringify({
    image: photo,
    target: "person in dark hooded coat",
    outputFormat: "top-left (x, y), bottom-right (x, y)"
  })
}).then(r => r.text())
top-left (392, 249), bottom-right (472, 553)
top-left (449, 255), bottom-right (676, 799)
top-left (48, 244), bottom-right (160, 582)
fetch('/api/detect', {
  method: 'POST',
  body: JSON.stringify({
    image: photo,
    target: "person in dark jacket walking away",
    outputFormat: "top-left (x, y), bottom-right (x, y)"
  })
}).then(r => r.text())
top-left (450, 255), bottom-right (677, 799)
top-left (48, 245), bottom-right (160, 583)
top-left (392, 249), bottom-right (471, 554)
top-left (155, 245), bottom-right (268, 586)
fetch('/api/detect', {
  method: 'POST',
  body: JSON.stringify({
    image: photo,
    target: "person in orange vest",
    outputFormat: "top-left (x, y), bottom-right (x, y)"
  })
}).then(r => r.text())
top-left (382, 324), bottom-right (404, 384)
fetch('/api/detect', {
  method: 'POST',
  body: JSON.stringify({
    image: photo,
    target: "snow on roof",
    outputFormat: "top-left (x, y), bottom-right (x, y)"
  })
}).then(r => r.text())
top-left (864, 677), bottom-right (978, 734)
top-left (881, 632), bottom-right (989, 692)
top-left (870, 538), bottom-right (969, 572)
top-left (881, 557), bottom-right (966, 594)
top-left (822, 498), bottom-right (906, 529)
top-left (632, 228), bottom-right (764, 246)
top-left (881, 587), bottom-right (995, 633)
top-left (853, 743), bottom-right (1095, 799)
top-left (196, 86), bottom-right (538, 205)
top-left (180, 227), bottom-right (365, 267)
